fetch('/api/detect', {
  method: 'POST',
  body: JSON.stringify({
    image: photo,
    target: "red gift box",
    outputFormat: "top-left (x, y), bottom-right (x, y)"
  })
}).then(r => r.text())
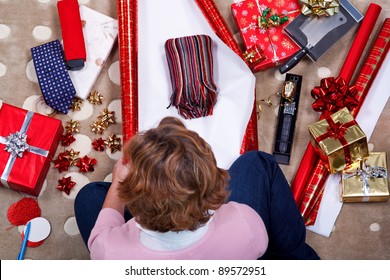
top-left (231, 0), bottom-right (301, 71)
top-left (0, 103), bottom-right (63, 196)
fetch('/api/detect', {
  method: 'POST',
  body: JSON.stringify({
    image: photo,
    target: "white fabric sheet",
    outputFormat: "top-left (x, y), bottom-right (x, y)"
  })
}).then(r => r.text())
top-left (307, 51), bottom-right (390, 237)
top-left (138, 0), bottom-right (256, 169)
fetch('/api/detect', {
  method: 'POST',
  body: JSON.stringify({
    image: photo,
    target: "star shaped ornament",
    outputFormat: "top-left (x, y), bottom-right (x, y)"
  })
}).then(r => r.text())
top-left (91, 121), bottom-right (107, 134)
top-left (76, 155), bottom-right (97, 173)
top-left (60, 132), bottom-right (76, 146)
top-left (56, 176), bottom-right (76, 195)
top-left (105, 134), bottom-right (122, 153)
top-left (87, 90), bottom-right (104, 105)
top-left (98, 108), bottom-right (116, 127)
top-left (92, 137), bottom-right (106, 151)
top-left (53, 154), bottom-right (71, 173)
top-left (64, 149), bottom-right (80, 166)
top-left (71, 97), bottom-right (83, 111)
top-left (65, 119), bottom-right (80, 133)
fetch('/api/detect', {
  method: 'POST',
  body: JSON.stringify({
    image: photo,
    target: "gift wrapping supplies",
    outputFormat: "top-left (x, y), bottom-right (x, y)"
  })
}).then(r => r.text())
top-left (303, 15), bottom-right (389, 226)
top-left (308, 19), bottom-right (390, 237)
top-left (289, 3), bottom-right (383, 225)
top-left (0, 102), bottom-right (63, 196)
top-left (117, 0), bottom-right (259, 158)
top-left (231, 0), bottom-right (301, 71)
top-left (32, 4), bottom-right (117, 115)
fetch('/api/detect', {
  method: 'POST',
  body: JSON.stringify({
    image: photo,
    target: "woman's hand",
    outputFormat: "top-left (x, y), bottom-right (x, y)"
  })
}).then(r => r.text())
top-left (102, 158), bottom-right (130, 214)
top-left (112, 157), bottom-right (131, 186)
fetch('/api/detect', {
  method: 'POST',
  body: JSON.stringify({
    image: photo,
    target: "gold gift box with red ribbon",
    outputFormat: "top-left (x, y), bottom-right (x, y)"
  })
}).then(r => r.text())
top-left (341, 152), bottom-right (389, 202)
top-left (308, 107), bottom-right (369, 174)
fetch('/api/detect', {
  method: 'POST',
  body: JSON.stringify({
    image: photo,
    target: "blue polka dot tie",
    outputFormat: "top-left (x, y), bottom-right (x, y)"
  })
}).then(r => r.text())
top-left (31, 40), bottom-right (76, 114)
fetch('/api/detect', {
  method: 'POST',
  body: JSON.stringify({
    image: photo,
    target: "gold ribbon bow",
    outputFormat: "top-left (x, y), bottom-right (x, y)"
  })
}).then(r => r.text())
top-left (300, 0), bottom-right (340, 17)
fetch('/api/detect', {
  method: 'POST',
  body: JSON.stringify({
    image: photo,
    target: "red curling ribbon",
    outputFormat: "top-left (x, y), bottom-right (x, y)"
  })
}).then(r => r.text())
top-left (7, 198), bottom-right (41, 226)
top-left (57, 0), bottom-right (86, 67)
top-left (311, 77), bottom-right (359, 116)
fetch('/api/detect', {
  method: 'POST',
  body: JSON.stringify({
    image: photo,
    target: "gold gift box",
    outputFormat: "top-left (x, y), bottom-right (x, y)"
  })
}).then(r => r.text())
top-left (341, 152), bottom-right (389, 202)
top-left (309, 107), bottom-right (369, 174)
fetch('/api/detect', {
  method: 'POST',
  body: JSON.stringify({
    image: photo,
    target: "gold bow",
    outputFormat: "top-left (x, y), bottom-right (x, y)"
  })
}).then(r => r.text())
top-left (244, 50), bottom-right (256, 63)
top-left (300, 0), bottom-right (340, 17)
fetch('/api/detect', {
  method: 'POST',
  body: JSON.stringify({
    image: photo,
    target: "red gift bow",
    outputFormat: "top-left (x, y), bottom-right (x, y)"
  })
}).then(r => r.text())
top-left (315, 116), bottom-right (357, 167)
top-left (311, 77), bottom-right (359, 116)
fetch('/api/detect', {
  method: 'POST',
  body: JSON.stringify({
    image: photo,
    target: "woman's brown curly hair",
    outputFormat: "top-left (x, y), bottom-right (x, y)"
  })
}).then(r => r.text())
top-left (118, 117), bottom-right (230, 232)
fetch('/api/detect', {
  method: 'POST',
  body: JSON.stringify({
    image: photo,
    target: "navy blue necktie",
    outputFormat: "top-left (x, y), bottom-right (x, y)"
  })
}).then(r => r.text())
top-left (31, 40), bottom-right (76, 114)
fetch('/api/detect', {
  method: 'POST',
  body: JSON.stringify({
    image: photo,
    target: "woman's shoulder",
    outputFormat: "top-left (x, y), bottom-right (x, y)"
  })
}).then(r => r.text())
top-left (214, 201), bottom-right (265, 228)
top-left (219, 201), bottom-right (260, 216)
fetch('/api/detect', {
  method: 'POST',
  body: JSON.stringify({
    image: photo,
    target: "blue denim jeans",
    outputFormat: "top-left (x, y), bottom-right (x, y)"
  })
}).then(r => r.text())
top-left (74, 151), bottom-right (319, 259)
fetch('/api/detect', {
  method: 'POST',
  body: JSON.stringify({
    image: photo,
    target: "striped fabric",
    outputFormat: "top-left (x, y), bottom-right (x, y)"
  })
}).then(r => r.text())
top-left (165, 35), bottom-right (218, 119)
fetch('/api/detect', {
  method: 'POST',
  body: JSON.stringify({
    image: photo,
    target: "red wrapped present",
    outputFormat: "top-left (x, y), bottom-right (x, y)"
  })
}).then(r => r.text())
top-left (231, 0), bottom-right (301, 71)
top-left (0, 102), bottom-right (63, 196)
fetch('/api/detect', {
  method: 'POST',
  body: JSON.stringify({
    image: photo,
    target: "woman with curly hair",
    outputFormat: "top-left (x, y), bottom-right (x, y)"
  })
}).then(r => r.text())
top-left (75, 117), bottom-right (319, 260)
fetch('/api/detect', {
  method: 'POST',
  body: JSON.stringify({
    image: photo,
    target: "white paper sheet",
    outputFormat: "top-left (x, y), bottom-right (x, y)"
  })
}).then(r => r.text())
top-left (138, 0), bottom-right (256, 169)
top-left (68, 6), bottom-right (118, 99)
top-left (307, 51), bottom-right (390, 237)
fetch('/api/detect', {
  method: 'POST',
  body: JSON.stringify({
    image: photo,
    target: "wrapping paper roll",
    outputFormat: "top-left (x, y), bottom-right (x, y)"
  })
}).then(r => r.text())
top-left (117, 0), bottom-right (138, 143)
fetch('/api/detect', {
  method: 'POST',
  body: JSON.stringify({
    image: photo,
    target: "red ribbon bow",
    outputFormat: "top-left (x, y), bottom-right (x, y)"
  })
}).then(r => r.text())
top-left (316, 116), bottom-right (357, 167)
top-left (326, 121), bottom-right (349, 140)
top-left (311, 76), bottom-right (359, 117)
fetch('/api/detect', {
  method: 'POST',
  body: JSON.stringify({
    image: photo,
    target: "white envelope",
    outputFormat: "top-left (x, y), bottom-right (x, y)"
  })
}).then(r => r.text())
top-left (68, 5), bottom-right (118, 99)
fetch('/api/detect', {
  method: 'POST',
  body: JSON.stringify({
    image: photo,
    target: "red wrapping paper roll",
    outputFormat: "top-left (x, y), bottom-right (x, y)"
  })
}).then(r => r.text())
top-left (304, 17), bottom-right (390, 225)
top-left (57, 0), bottom-right (86, 67)
top-left (118, 0), bottom-right (258, 152)
top-left (117, 0), bottom-right (138, 143)
top-left (290, 3), bottom-right (382, 205)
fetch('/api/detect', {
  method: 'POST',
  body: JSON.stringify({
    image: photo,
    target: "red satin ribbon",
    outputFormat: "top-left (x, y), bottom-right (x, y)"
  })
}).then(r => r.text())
top-left (311, 77), bottom-right (359, 116)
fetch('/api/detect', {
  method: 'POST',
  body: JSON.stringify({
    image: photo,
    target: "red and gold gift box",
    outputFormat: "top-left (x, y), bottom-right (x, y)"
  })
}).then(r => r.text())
top-left (341, 152), bottom-right (389, 202)
top-left (231, 0), bottom-right (301, 71)
top-left (308, 107), bottom-right (369, 174)
top-left (0, 102), bottom-right (63, 196)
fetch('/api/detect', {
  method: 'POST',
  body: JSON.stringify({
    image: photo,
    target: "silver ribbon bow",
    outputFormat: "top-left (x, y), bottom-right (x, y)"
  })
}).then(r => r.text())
top-left (343, 159), bottom-right (388, 195)
top-left (4, 131), bottom-right (30, 158)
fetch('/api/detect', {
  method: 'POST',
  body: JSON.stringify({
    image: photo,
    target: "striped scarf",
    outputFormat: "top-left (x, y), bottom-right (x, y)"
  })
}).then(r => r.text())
top-left (165, 35), bottom-right (218, 119)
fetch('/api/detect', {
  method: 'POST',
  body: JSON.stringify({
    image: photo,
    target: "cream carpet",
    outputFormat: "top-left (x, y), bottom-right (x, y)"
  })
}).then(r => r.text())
top-left (0, 0), bottom-right (389, 260)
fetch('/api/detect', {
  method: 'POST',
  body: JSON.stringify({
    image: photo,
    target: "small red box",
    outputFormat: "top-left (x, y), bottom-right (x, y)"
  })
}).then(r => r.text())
top-left (231, 0), bottom-right (301, 71)
top-left (0, 102), bottom-right (63, 196)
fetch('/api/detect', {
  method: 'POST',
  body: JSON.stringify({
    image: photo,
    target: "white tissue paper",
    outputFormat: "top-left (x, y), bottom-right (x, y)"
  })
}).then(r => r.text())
top-left (137, 0), bottom-right (256, 170)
